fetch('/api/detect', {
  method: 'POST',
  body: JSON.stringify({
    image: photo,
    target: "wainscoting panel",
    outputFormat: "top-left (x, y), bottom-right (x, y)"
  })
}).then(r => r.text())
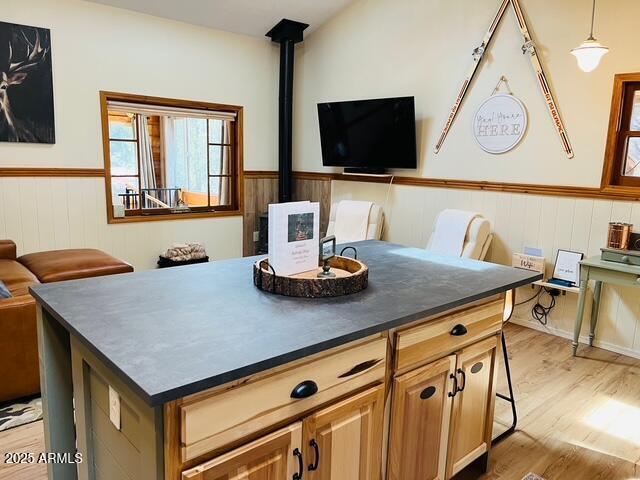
top-left (292, 177), bottom-right (331, 235)
top-left (332, 180), bottom-right (640, 358)
top-left (0, 177), bottom-right (242, 270)
top-left (242, 172), bottom-right (331, 256)
top-left (243, 174), bottom-right (278, 256)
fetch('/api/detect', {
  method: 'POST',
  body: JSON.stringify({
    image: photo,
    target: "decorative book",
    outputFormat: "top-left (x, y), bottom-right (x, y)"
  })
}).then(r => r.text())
top-left (268, 201), bottom-right (320, 276)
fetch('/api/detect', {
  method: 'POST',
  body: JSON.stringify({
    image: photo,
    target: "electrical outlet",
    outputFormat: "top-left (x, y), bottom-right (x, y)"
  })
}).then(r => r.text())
top-left (253, 231), bottom-right (259, 242)
top-left (109, 385), bottom-right (121, 430)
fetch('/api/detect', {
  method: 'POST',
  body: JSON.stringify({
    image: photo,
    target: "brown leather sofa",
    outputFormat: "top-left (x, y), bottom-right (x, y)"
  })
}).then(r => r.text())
top-left (0, 240), bottom-right (133, 404)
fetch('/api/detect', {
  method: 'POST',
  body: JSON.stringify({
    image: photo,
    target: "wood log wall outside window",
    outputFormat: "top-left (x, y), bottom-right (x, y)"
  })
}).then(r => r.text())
top-left (602, 73), bottom-right (640, 195)
top-left (100, 92), bottom-right (243, 224)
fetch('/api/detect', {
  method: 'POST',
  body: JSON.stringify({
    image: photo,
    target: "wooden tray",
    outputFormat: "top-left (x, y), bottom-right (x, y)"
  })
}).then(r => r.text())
top-left (253, 256), bottom-right (368, 298)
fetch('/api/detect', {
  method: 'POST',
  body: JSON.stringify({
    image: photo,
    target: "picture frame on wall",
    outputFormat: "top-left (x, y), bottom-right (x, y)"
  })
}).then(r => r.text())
top-left (0, 21), bottom-right (55, 144)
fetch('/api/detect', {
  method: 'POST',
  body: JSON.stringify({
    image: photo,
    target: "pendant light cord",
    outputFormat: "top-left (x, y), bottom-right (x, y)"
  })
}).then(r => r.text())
top-left (589, 0), bottom-right (597, 40)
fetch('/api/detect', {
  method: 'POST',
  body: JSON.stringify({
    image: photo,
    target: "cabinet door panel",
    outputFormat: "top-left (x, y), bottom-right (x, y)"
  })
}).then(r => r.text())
top-left (303, 384), bottom-right (384, 480)
top-left (447, 335), bottom-right (499, 478)
top-left (181, 422), bottom-right (302, 480)
top-left (388, 355), bottom-right (456, 480)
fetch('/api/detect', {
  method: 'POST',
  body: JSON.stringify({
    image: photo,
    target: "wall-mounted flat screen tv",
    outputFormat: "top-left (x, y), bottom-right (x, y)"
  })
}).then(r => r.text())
top-left (317, 96), bottom-right (417, 173)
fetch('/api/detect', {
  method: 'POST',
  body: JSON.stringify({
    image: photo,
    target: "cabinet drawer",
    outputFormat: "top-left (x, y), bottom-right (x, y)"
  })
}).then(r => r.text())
top-left (395, 300), bottom-right (503, 373)
top-left (601, 249), bottom-right (640, 267)
top-left (180, 338), bottom-right (387, 461)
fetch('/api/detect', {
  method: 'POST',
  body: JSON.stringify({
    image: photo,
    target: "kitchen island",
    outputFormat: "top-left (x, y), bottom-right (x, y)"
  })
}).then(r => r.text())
top-left (31, 240), bottom-right (540, 480)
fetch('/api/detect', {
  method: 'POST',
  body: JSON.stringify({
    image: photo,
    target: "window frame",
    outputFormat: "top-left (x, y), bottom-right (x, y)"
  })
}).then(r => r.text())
top-left (100, 91), bottom-right (243, 224)
top-left (602, 73), bottom-right (640, 194)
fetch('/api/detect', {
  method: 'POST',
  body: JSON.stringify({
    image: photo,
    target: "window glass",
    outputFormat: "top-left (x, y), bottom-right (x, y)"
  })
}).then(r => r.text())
top-left (208, 119), bottom-right (223, 144)
top-left (109, 115), bottom-right (136, 140)
top-left (164, 117), bottom-right (209, 206)
top-left (111, 177), bottom-right (140, 209)
top-left (630, 91), bottom-right (640, 131)
top-left (208, 146), bottom-right (232, 175)
top-left (624, 137), bottom-right (640, 177)
top-left (109, 141), bottom-right (138, 176)
top-left (209, 177), bottom-right (231, 206)
top-left (208, 119), bottom-right (232, 144)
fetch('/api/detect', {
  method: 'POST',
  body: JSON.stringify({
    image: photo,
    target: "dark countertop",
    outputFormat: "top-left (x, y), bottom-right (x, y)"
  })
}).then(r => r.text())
top-left (30, 240), bottom-right (541, 406)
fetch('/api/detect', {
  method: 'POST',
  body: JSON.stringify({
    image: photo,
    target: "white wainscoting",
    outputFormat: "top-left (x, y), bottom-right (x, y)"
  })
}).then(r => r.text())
top-left (332, 180), bottom-right (640, 358)
top-left (0, 177), bottom-right (242, 270)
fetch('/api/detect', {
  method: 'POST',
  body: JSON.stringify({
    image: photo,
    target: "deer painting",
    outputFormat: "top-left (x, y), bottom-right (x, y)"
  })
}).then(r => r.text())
top-left (0, 22), bottom-right (54, 144)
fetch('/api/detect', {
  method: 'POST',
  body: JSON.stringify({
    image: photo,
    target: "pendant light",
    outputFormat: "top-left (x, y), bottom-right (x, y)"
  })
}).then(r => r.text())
top-left (571, 0), bottom-right (609, 72)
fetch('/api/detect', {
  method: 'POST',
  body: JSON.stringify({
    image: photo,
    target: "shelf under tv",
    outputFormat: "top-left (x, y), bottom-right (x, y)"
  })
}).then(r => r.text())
top-left (343, 167), bottom-right (391, 176)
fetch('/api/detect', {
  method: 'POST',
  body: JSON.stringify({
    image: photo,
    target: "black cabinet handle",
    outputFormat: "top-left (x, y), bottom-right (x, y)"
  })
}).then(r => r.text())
top-left (456, 368), bottom-right (466, 393)
top-left (420, 386), bottom-right (437, 400)
top-left (293, 448), bottom-right (304, 480)
top-left (308, 439), bottom-right (320, 471)
top-left (450, 324), bottom-right (468, 336)
top-left (291, 380), bottom-right (318, 399)
top-left (448, 373), bottom-right (458, 397)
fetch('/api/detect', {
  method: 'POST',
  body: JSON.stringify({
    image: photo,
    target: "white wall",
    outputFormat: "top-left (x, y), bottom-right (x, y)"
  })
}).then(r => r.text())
top-left (300, 0), bottom-right (640, 357)
top-left (295, 0), bottom-right (640, 187)
top-left (1, 0), bottom-right (279, 268)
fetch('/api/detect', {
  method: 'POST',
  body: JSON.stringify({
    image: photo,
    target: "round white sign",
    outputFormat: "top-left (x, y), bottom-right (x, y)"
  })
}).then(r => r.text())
top-left (472, 94), bottom-right (528, 154)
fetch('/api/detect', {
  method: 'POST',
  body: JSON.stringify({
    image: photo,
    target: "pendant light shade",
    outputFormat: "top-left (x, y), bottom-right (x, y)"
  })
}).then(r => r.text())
top-left (571, 39), bottom-right (609, 72)
top-left (571, 0), bottom-right (609, 72)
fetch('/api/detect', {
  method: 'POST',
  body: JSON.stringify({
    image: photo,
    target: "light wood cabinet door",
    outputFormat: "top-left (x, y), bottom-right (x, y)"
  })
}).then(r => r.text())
top-left (302, 384), bottom-right (385, 480)
top-left (446, 335), bottom-right (499, 478)
top-left (387, 355), bottom-right (456, 480)
top-left (181, 422), bottom-right (303, 480)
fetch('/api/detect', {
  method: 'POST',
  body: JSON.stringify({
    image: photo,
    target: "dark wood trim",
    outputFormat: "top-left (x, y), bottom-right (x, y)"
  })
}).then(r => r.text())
top-left (108, 209), bottom-right (242, 224)
top-left (602, 73), bottom-right (640, 192)
top-left (0, 168), bottom-right (105, 177)
top-left (236, 108), bottom-right (245, 214)
top-left (100, 91), bottom-right (244, 224)
top-left (100, 91), bottom-right (114, 222)
top-left (244, 170), bottom-right (279, 179)
top-left (293, 171), bottom-right (336, 181)
top-left (289, 171), bottom-right (640, 202)
top-left (99, 90), bottom-right (244, 113)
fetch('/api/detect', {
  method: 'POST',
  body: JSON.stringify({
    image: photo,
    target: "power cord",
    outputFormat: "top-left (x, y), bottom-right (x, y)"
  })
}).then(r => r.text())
top-left (515, 286), bottom-right (560, 326)
top-left (515, 287), bottom-right (542, 306)
top-left (379, 175), bottom-right (395, 239)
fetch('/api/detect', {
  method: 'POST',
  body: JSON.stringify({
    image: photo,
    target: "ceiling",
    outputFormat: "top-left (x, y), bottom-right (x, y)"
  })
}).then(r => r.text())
top-left (85, 0), bottom-right (355, 38)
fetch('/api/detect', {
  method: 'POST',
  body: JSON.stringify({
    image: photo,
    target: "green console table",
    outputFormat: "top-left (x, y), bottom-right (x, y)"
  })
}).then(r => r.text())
top-left (573, 255), bottom-right (640, 356)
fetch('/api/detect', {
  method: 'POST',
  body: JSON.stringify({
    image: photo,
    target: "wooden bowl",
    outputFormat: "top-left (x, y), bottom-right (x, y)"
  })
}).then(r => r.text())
top-left (253, 255), bottom-right (368, 298)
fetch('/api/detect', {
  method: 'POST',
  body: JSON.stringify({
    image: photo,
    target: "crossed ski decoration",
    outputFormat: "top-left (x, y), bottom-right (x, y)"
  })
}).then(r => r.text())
top-left (434, 0), bottom-right (574, 159)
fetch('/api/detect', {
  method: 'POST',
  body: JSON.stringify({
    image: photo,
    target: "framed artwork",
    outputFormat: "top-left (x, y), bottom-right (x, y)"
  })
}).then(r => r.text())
top-left (0, 21), bottom-right (55, 144)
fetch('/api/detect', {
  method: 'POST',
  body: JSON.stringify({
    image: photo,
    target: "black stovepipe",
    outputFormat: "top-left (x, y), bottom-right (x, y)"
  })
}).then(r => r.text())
top-left (266, 19), bottom-right (309, 203)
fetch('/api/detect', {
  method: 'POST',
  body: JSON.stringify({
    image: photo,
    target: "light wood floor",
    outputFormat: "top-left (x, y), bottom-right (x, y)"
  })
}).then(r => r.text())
top-left (482, 324), bottom-right (640, 480)
top-left (0, 419), bottom-right (46, 480)
top-left (1, 325), bottom-right (639, 480)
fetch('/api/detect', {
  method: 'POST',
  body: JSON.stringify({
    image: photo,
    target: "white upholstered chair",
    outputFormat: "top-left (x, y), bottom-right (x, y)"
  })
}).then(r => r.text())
top-left (425, 212), bottom-right (493, 261)
top-left (326, 201), bottom-right (384, 243)
top-left (426, 209), bottom-right (516, 445)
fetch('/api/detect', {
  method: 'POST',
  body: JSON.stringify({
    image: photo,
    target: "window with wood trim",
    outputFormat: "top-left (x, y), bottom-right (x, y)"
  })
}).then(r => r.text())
top-left (602, 73), bottom-right (640, 192)
top-left (100, 92), bottom-right (243, 223)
